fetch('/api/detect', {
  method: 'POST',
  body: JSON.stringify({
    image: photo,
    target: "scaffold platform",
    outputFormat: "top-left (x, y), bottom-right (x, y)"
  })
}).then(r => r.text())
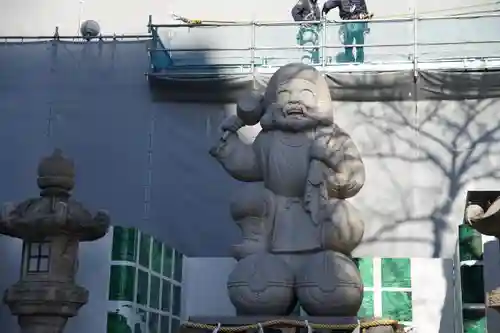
top-left (143, 13), bottom-right (500, 102)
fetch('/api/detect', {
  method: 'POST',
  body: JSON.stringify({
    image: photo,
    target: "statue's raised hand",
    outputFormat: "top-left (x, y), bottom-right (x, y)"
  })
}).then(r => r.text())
top-left (220, 114), bottom-right (245, 133)
top-left (210, 115), bottom-right (245, 157)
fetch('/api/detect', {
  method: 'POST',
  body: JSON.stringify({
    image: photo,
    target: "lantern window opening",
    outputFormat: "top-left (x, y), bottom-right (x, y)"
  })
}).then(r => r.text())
top-left (24, 242), bottom-right (51, 274)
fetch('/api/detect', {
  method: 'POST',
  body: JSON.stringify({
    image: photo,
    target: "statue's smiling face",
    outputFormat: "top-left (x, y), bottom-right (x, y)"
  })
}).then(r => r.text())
top-left (276, 79), bottom-right (318, 120)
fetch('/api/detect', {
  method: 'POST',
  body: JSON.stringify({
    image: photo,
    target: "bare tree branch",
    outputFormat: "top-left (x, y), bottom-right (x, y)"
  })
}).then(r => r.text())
top-left (356, 98), bottom-right (500, 258)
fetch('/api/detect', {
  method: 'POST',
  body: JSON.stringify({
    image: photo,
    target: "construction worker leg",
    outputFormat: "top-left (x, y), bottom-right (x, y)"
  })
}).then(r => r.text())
top-left (355, 31), bottom-right (365, 63)
top-left (343, 30), bottom-right (355, 63)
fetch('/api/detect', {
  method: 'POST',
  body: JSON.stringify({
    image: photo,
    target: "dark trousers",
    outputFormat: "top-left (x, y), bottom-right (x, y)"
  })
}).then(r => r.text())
top-left (297, 25), bottom-right (321, 64)
top-left (343, 22), bottom-right (366, 63)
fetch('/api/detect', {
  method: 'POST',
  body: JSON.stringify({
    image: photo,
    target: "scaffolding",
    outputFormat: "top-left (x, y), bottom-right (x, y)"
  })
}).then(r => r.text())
top-left (145, 12), bottom-right (500, 76)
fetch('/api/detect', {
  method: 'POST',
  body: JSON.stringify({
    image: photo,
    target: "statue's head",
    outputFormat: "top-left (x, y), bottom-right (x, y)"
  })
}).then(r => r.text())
top-left (260, 63), bottom-right (334, 132)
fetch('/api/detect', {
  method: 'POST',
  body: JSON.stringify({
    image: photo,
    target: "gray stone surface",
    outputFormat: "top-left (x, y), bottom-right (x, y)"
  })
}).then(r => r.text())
top-left (0, 149), bottom-right (110, 333)
top-left (210, 63), bottom-right (365, 316)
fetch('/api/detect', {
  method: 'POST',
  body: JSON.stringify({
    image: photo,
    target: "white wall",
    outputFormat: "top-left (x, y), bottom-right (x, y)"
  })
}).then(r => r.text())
top-left (182, 257), bottom-right (237, 318)
top-left (411, 258), bottom-right (455, 332)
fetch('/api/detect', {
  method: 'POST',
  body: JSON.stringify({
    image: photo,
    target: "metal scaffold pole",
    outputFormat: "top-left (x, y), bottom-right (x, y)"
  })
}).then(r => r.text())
top-left (413, 0), bottom-right (418, 82)
top-left (321, 18), bottom-right (327, 68)
top-left (250, 21), bottom-right (256, 75)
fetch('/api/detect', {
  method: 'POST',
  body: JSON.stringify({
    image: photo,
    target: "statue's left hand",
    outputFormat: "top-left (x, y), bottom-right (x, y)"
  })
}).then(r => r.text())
top-left (310, 134), bottom-right (330, 162)
top-left (310, 134), bottom-right (343, 169)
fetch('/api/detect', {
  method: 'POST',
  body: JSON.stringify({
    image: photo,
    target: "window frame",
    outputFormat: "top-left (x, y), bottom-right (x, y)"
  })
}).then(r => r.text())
top-left (23, 241), bottom-right (51, 274)
top-left (358, 257), bottom-right (413, 327)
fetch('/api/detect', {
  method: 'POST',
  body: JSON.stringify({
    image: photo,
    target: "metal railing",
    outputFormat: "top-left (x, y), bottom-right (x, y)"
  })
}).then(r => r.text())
top-left (148, 12), bottom-right (500, 73)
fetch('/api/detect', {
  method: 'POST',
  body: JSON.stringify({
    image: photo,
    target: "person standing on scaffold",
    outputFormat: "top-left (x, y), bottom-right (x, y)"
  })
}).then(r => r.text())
top-left (291, 0), bottom-right (321, 64)
top-left (322, 0), bottom-right (373, 63)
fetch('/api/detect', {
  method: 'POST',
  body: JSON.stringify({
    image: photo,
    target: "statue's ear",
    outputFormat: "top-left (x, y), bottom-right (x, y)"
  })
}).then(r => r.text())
top-left (317, 99), bottom-right (334, 114)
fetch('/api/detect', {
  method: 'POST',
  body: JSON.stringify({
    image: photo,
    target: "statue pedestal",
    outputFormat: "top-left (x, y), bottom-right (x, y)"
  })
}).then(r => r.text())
top-left (180, 316), bottom-right (397, 333)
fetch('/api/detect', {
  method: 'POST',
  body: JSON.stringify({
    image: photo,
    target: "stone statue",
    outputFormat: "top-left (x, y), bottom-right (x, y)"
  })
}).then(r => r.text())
top-left (0, 149), bottom-right (110, 333)
top-left (466, 197), bottom-right (500, 237)
top-left (210, 63), bottom-right (366, 317)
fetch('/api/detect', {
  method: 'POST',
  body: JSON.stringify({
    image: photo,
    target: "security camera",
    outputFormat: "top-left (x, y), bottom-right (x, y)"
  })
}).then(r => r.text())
top-left (80, 20), bottom-right (101, 41)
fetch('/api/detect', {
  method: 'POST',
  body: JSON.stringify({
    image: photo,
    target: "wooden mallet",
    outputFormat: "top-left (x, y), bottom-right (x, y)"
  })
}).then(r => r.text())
top-left (221, 90), bottom-right (264, 141)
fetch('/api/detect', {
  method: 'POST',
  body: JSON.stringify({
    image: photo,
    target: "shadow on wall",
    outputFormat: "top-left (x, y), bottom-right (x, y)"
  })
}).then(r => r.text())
top-left (356, 98), bottom-right (500, 255)
top-left (0, 39), bottom-right (246, 259)
top-left (347, 94), bottom-right (500, 332)
top-left (148, 38), bottom-right (256, 103)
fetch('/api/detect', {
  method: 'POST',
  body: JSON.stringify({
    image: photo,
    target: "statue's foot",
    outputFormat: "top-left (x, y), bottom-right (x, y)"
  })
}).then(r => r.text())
top-left (295, 251), bottom-right (363, 316)
top-left (227, 253), bottom-right (297, 316)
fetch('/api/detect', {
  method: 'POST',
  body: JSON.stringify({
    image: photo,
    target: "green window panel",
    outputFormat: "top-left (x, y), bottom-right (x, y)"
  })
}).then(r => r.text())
top-left (358, 291), bottom-right (374, 318)
top-left (354, 257), bottom-right (374, 288)
top-left (149, 312), bottom-right (160, 332)
top-left (152, 239), bottom-right (163, 273)
top-left (174, 251), bottom-right (183, 282)
top-left (139, 233), bottom-right (151, 268)
top-left (161, 315), bottom-right (170, 333)
top-left (162, 280), bottom-right (172, 312)
top-left (381, 258), bottom-right (411, 288)
top-left (459, 224), bottom-right (483, 262)
top-left (463, 309), bottom-right (486, 333)
top-left (461, 265), bottom-right (485, 304)
top-left (150, 275), bottom-right (161, 309)
top-left (163, 247), bottom-right (173, 278)
top-left (171, 318), bottom-right (180, 333)
top-left (172, 285), bottom-right (182, 316)
top-left (381, 291), bottom-right (412, 322)
top-left (107, 312), bottom-right (133, 333)
top-left (111, 227), bottom-right (138, 262)
top-left (108, 265), bottom-right (136, 301)
top-left (137, 269), bottom-right (149, 306)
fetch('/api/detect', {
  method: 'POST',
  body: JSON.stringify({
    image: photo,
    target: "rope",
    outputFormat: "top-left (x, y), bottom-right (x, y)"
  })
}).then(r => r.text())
top-left (181, 318), bottom-right (400, 332)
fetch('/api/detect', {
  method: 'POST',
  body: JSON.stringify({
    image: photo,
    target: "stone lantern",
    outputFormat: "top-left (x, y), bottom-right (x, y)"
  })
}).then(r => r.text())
top-left (0, 149), bottom-right (110, 333)
top-left (466, 197), bottom-right (500, 313)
